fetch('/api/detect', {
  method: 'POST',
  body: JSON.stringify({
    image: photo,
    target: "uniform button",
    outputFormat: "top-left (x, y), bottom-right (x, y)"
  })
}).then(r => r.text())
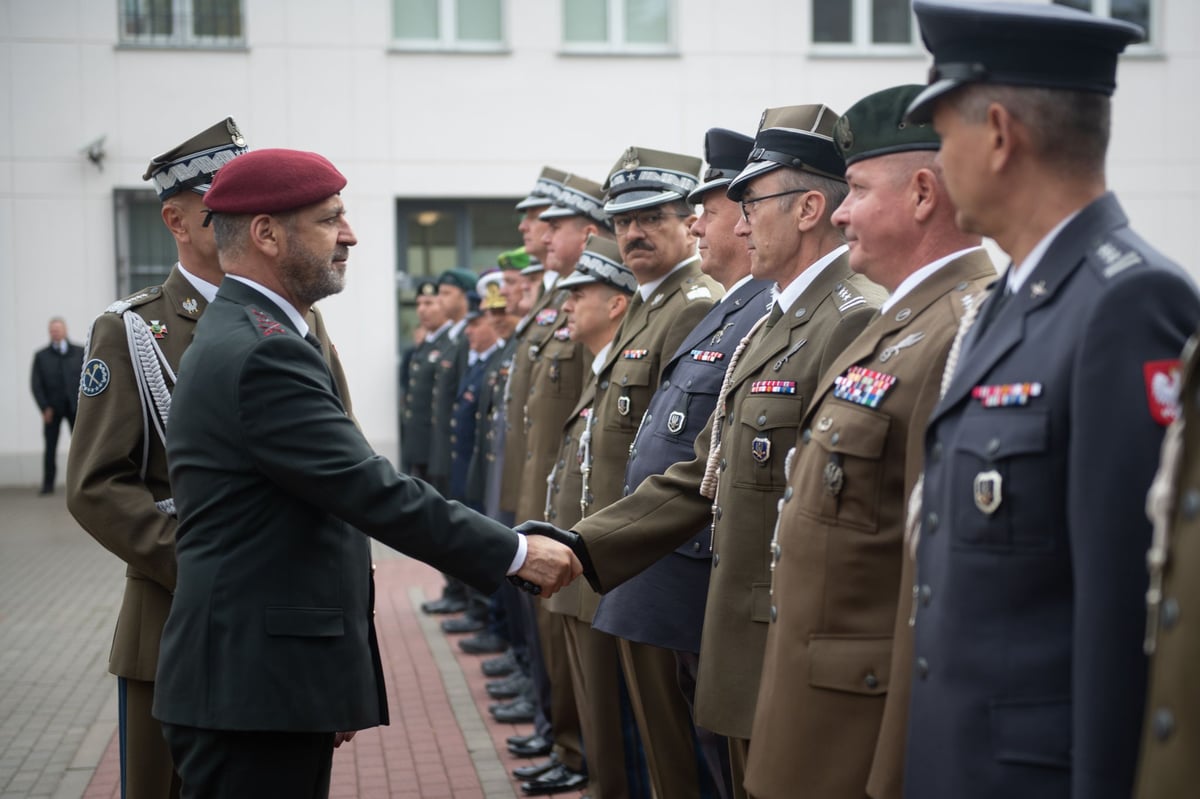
top-left (371, 563), bottom-right (377, 574)
top-left (693, 542), bottom-right (702, 552)
top-left (955, 281), bottom-right (968, 291)
top-left (1153, 708), bottom-right (1175, 741)
top-left (987, 438), bottom-right (1001, 455)
top-left (757, 414), bottom-right (767, 425)
top-left (802, 429), bottom-right (812, 444)
top-left (600, 380), bottom-right (609, 390)
top-left (713, 553), bottom-right (721, 567)
top-left (916, 657), bottom-right (929, 679)
top-left (919, 585), bottom-right (932, 606)
top-left (719, 457), bottom-right (727, 471)
top-left (548, 510), bottom-right (557, 520)
top-left (831, 432), bottom-right (840, 445)
top-left (772, 543), bottom-right (781, 562)
top-left (663, 380), bottom-right (670, 388)
top-left (864, 673), bottom-right (879, 690)
top-left (926, 512), bottom-right (938, 533)
top-left (621, 375), bottom-right (629, 385)
top-left (645, 414), bottom-right (652, 424)
top-left (1162, 597), bottom-right (1180, 630)
top-left (630, 448), bottom-right (638, 459)
top-left (686, 379), bottom-right (693, 388)
top-left (783, 486), bottom-right (793, 502)
top-left (770, 605), bottom-right (777, 623)
top-left (558, 459), bottom-right (565, 469)
top-left (715, 506), bottom-right (723, 520)
top-left (1183, 489), bottom-right (1200, 519)
top-left (931, 442), bottom-right (942, 462)
top-left (624, 487), bottom-right (631, 496)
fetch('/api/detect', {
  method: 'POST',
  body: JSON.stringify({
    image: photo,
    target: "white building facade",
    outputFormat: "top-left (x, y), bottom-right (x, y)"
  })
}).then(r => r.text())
top-left (1, 0), bottom-right (1196, 484)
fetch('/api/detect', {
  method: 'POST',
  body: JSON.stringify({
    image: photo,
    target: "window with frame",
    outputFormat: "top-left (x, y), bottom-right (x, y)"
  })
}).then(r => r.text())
top-left (1053, 0), bottom-right (1155, 48)
top-left (119, 0), bottom-right (244, 48)
top-left (392, 0), bottom-right (506, 51)
top-left (562, 0), bottom-right (674, 54)
top-left (114, 190), bottom-right (177, 296)
top-left (810, 0), bottom-right (918, 53)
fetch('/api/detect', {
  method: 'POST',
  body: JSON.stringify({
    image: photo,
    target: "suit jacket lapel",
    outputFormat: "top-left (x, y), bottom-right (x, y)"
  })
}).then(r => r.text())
top-left (934, 195), bottom-right (1126, 420)
top-left (599, 260), bottom-right (700, 376)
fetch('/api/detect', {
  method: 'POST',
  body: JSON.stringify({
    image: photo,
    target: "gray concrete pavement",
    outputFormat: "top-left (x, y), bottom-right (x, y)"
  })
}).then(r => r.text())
top-left (0, 487), bottom-right (124, 798)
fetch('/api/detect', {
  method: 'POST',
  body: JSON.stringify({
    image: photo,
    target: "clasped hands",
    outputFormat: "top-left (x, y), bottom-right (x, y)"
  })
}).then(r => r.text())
top-left (509, 521), bottom-right (599, 598)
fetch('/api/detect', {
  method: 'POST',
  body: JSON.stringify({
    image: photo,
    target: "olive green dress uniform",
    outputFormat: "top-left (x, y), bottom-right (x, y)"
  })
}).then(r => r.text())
top-left (67, 265), bottom-right (352, 798)
top-left (1138, 335), bottom-right (1200, 799)
top-left (584, 255), bottom-right (722, 799)
top-left (573, 252), bottom-right (882, 762)
top-left (429, 323), bottom-right (468, 492)
top-left (401, 282), bottom-right (441, 477)
top-left (745, 250), bottom-right (994, 799)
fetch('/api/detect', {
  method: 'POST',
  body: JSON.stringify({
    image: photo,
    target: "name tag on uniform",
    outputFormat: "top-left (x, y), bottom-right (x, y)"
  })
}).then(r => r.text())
top-left (751, 380), bottom-right (796, 395)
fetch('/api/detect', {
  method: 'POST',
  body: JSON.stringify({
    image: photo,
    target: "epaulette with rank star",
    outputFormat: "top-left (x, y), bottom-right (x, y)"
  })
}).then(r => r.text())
top-left (247, 306), bottom-right (288, 337)
top-left (105, 285), bottom-right (164, 315)
top-left (834, 282), bottom-right (869, 314)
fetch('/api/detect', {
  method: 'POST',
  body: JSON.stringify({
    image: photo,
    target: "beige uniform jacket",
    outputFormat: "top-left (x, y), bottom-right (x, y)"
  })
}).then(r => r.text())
top-left (744, 251), bottom-right (995, 799)
top-left (1137, 333), bottom-right (1200, 799)
top-left (574, 253), bottom-right (883, 739)
top-left (67, 266), bottom-right (351, 681)
top-left (499, 286), bottom-right (563, 514)
top-left (516, 310), bottom-right (590, 524)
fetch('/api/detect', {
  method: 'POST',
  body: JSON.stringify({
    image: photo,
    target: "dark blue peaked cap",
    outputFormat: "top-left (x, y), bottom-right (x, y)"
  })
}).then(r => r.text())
top-left (906, 0), bottom-right (1144, 123)
top-left (688, 128), bottom-right (755, 203)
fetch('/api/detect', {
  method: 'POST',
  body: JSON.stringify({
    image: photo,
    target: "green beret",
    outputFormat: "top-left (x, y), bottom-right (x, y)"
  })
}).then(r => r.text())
top-left (437, 268), bottom-right (478, 293)
top-left (497, 247), bottom-right (531, 271)
top-left (834, 85), bottom-right (940, 167)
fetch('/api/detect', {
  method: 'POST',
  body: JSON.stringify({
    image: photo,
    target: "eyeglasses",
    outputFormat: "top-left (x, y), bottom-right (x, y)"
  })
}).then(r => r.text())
top-left (611, 209), bottom-right (689, 234)
top-left (739, 187), bottom-right (810, 223)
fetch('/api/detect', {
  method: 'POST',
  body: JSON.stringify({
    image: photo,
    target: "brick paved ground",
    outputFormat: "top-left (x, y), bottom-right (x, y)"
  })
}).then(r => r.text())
top-left (0, 488), bottom-right (585, 798)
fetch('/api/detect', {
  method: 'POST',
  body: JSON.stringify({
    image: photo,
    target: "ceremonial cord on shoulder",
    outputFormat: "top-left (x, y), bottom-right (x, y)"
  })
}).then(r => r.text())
top-left (122, 310), bottom-right (176, 481)
top-left (700, 310), bottom-right (771, 500)
top-left (1144, 418), bottom-right (1183, 654)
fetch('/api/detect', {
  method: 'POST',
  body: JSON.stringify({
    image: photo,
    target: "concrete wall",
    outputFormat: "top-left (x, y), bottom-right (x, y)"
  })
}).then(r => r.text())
top-left (2, 0), bottom-right (1197, 485)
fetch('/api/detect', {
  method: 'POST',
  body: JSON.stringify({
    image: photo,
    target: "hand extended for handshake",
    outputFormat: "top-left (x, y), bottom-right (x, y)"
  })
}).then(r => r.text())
top-left (508, 520), bottom-right (598, 598)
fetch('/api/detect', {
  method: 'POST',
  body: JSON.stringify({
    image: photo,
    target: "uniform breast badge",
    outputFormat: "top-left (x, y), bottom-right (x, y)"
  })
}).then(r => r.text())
top-left (752, 436), bottom-right (771, 464)
top-left (149, 320), bottom-right (168, 339)
top-left (833, 366), bottom-right (897, 408)
top-left (751, 380), bottom-right (797, 395)
top-left (667, 410), bottom-right (686, 434)
top-left (824, 455), bottom-right (844, 497)
top-left (974, 469), bottom-right (1002, 514)
top-left (617, 395), bottom-right (632, 416)
top-left (536, 309), bottom-right (558, 326)
top-left (971, 382), bottom-right (1042, 407)
top-left (691, 350), bottom-right (724, 363)
top-left (182, 297), bottom-right (199, 314)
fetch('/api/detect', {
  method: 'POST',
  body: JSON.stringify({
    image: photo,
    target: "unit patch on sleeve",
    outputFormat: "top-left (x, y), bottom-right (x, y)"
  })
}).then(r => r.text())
top-left (79, 358), bottom-right (111, 398)
top-left (1143, 359), bottom-right (1182, 426)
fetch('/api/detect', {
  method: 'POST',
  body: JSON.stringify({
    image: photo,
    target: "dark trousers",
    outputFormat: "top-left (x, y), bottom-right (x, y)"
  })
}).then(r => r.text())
top-left (118, 677), bottom-right (181, 799)
top-left (676, 651), bottom-right (734, 799)
top-left (161, 723), bottom-right (334, 799)
top-left (41, 408), bottom-right (74, 490)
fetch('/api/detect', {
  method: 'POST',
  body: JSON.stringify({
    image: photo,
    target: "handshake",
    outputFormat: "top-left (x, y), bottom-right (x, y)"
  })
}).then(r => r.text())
top-left (509, 521), bottom-right (600, 598)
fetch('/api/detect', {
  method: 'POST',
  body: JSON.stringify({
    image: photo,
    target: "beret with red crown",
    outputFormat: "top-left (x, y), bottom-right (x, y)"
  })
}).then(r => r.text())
top-left (204, 148), bottom-right (347, 215)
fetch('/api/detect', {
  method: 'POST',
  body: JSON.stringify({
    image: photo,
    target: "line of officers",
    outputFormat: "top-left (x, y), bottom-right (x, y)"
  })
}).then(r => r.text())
top-left (397, 4), bottom-right (1200, 799)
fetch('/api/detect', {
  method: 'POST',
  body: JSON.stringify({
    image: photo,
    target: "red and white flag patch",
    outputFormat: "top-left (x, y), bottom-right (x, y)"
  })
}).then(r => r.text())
top-left (1143, 359), bottom-right (1182, 426)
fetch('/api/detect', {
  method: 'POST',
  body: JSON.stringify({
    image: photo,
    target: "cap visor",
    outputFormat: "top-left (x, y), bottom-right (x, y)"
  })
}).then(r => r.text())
top-left (556, 272), bottom-right (598, 290)
top-left (687, 177), bottom-right (733, 204)
top-left (538, 205), bottom-right (582, 221)
top-left (519, 264), bottom-right (545, 275)
top-left (905, 79), bottom-right (961, 125)
top-left (516, 194), bottom-right (554, 211)
top-left (603, 189), bottom-right (684, 215)
top-left (725, 160), bottom-right (783, 201)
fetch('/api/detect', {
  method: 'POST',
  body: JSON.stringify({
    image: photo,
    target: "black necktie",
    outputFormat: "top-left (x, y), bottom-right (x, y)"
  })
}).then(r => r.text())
top-left (304, 332), bottom-right (322, 352)
top-left (974, 286), bottom-right (1013, 340)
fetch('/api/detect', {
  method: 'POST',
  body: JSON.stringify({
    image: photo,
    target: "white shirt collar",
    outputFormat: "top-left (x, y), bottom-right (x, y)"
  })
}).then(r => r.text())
top-left (638, 254), bottom-right (700, 302)
top-left (428, 320), bottom-right (452, 340)
top-left (448, 317), bottom-right (468, 341)
top-left (471, 341), bottom-right (500, 365)
top-left (1007, 210), bottom-right (1081, 293)
top-left (773, 244), bottom-right (849, 314)
top-left (226, 275), bottom-right (309, 337)
top-left (592, 342), bottom-right (612, 376)
top-left (177, 263), bottom-right (220, 303)
top-left (880, 246), bottom-right (985, 314)
top-left (544, 271), bottom-right (559, 291)
top-left (719, 273), bottom-right (756, 304)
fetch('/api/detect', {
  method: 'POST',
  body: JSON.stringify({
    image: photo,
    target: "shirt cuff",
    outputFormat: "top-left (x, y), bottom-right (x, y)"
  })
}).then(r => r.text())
top-left (506, 532), bottom-right (528, 575)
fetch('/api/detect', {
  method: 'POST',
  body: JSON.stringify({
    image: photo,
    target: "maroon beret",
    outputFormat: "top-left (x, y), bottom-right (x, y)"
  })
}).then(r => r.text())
top-left (203, 148), bottom-right (347, 215)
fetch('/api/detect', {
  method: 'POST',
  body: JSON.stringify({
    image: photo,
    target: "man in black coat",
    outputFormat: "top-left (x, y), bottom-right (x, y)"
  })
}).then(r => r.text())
top-left (30, 316), bottom-right (83, 494)
top-left (902, 3), bottom-right (1200, 798)
top-left (153, 148), bottom-right (579, 799)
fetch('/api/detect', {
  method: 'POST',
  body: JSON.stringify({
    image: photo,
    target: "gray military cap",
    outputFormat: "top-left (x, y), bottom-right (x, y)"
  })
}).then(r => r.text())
top-left (557, 235), bottom-right (636, 294)
top-left (539, 174), bottom-right (609, 227)
top-left (143, 117), bottom-right (247, 201)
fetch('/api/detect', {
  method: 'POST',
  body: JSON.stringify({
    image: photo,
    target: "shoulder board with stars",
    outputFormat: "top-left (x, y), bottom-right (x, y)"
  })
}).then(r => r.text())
top-left (971, 382), bottom-right (1042, 408)
top-left (554, 326), bottom-right (572, 341)
top-left (686, 285), bottom-right (713, 301)
top-left (691, 349), bottom-right (724, 363)
top-left (832, 366), bottom-right (897, 409)
top-left (248, 307), bottom-right (288, 337)
top-left (751, 380), bottom-right (796, 395)
top-left (536, 308), bottom-right (559, 325)
top-left (623, 349), bottom-right (649, 359)
top-left (834, 282), bottom-right (868, 314)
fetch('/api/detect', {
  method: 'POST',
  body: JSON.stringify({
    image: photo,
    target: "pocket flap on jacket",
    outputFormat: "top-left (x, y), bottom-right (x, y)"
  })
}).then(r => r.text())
top-left (989, 696), bottom-right (1071, 768)
top-left (265, 606), bottom-right (345, 637)
top-left (807, 635), bottom-right (891, 695)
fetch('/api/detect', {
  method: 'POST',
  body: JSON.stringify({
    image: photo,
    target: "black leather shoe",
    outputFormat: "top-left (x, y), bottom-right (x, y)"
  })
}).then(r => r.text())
top-left (421, 596), bottom-right (468, 614)
top-left (441, 615), bottom-right (486, 634)
top-left (491, 697), bottom-right (536, 723)
top-left (487, 673), bottom-right (531, 699)
top-left (512, 752), bottom-right (559, 778)
top-left (507, 731), bottom-right (541, 747)
top-left (520, 763), bottom-right (588, 795)
top-left (508, 733), bottom-right (552, 758)
top-left (459, 631), bottom-right (509, 655)
top-left (482, 650), bottom-right (516, 677)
